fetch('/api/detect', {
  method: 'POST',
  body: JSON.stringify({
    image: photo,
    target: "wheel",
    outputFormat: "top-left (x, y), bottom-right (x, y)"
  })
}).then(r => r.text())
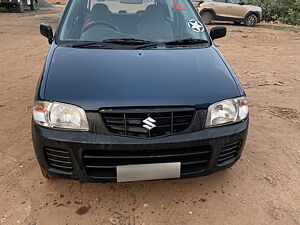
top-left (41, 168), bottom-right (57, 179)
top-left (201, 11), bottom-right (213, 25)
top-left (245, 14), bottom-right (257, 27)
top-left (30, 0), bottom-right (35, 11)
top-left (234, 21), bottom-right (242, 25)
top-left (16, 0), bottom-right (24, 13)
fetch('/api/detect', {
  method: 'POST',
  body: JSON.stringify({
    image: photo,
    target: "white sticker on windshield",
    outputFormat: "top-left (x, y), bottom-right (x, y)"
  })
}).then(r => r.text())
top-left (188, 19), bottom-right (204, 33)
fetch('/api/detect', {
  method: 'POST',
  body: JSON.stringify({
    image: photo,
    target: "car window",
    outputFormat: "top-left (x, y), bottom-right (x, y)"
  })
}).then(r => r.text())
top-left (89, 0), bottom-right (155, 13)
top-left (58, 0), bottom-right (209, 46)
top-left (227, 0), bottom-right (241, 3)
top-left (213, 0), bottom-right (226, 3)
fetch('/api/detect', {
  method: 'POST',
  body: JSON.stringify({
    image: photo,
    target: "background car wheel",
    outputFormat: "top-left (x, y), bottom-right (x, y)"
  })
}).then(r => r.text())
top-left (41, 168), bottom-right (57, 179)
top-left (30, 0), bottom-right (35, 10)
top-left (16, 0), bottom-right (24, 13)
top-left (245, 14), bottom-right (257, 27)
top-left (201, 11), bottom-right (213, 25)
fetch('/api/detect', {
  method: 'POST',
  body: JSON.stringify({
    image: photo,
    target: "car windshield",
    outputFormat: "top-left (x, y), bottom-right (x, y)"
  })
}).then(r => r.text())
top-left (58, 0), bottom-right (210, 47)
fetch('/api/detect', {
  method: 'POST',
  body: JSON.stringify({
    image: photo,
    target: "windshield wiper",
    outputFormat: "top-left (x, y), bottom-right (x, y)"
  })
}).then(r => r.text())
top-left (165, 38), bottom-right (208, 46)
top-left (70, 39), bottom-right (158, 49)
top-left (134, 42), bottom-right (160, 49)
top-left (70, 38), bottom-right (206, 49)
top-left (137, 38), bottom-right (208, 49)
top-left (103, 38), bottom-right (155, 45)
top-left (70, 41), bottom-right (111, 48)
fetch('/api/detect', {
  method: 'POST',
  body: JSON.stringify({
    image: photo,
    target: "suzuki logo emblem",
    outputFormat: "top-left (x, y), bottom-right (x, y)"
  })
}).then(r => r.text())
top-left (142, 117), bottom-right (156, 131)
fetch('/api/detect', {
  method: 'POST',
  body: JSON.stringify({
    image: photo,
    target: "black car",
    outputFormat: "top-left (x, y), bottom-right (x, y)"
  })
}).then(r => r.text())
top-left (32, 0), bottom-right (249, 182)
top-left (0, 0), bottom-right (36, 12)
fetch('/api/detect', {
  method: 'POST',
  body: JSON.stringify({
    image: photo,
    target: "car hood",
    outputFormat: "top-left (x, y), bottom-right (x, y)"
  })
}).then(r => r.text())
top-left (44, 46), bottom-right (241, 110)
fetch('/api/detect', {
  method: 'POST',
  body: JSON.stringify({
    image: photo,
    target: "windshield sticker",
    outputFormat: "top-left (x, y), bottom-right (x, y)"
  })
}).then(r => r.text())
top-left (188, 19), bottom-right (204, 32)
top-left (173, 0), bottom-right (188, 10)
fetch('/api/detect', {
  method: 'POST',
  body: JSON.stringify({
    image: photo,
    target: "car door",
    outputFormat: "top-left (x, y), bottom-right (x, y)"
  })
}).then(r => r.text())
top-left (206, 0), bottom-right (228, 18)
top-left (225, 0), bottom-right (248, 19)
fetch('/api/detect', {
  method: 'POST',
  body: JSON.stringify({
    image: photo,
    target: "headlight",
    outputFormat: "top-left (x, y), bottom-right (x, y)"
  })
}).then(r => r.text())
top-left (33, 101), bottom-right (89, 131)
top-left (205, 97), bottom-right (248, 127)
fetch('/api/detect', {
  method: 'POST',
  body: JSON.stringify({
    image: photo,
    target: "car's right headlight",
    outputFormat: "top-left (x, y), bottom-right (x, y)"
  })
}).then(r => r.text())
top-left (33, 101), bottom-right (89, 131)
top-left (205, 97), bottom-right (248, 127)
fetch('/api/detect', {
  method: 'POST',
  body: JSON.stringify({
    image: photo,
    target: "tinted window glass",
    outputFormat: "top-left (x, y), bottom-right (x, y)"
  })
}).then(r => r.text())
top-left (228, 0), bottom-right (241, 3)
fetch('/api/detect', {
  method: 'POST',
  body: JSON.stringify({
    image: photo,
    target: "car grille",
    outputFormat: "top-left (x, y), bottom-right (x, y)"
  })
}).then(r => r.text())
top-left (217, 141), bottom-right (241, 166)
top-left (44, 147), bottom-right (73, 173)
top-left (83, 146), bottom-right (211, 180)
top-left (100, 108), bottom-right (195, 138)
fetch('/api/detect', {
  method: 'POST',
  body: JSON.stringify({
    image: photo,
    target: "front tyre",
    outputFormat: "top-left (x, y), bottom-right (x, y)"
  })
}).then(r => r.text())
top-left (201, 11), bottom-right (213, 25)
top-left (245, 14), bottom-right (257, 27)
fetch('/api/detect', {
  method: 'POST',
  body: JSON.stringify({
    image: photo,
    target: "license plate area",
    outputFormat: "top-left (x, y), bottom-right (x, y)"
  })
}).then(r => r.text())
top-left (117, 162), bottom-right (181, 182)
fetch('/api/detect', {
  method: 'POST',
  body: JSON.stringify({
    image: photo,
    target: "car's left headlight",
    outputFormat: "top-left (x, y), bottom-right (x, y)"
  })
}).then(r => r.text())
top-left (205, 97), bottom-right (248, 127)
top-left (33, 101), bottom-right (89, 131)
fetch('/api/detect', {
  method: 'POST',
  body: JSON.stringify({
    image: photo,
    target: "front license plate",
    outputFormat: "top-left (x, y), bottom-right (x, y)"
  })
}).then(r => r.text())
top-left (117, 162), bottom-right (181, 182)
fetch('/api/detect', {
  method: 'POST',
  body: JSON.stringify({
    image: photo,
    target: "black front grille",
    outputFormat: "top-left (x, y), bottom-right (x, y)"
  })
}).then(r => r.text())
top-left (101, 108), bottom-right (195, 138)
top-left (218, 141), bottom-right (241, 166)
top-left (83, 146), bottom-right (211, 180)
top-left (44, 147), bottom-right (73, 173)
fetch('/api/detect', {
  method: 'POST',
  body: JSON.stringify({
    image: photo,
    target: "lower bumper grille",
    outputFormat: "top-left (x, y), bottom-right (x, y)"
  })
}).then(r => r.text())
top-left (83, 146), bottom-right (211, 180)
top-left (218, 141), bottom-right (241, 166)
top-left (44, 147), bottom-right (73, 173)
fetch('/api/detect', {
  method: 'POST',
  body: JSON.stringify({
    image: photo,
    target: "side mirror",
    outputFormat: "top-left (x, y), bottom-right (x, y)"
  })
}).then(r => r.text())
top-left (210, 26), bottom-right (226, 40)
top-left (40, 24), bottom-right (53, 44)
top-left (238, 1), bottom-right (245, 5)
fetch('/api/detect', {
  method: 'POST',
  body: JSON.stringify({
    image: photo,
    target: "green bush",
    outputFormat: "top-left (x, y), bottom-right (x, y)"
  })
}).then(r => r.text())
top-left (246, 0), bottom-right (300, 25)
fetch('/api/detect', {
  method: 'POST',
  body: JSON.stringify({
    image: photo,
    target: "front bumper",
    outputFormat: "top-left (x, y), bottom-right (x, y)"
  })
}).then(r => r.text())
top-left (32, 119), bottom-right (248, 182)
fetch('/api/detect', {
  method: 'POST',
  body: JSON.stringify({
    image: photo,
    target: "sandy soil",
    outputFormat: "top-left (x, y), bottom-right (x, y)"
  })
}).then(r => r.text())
top-left (0, 7), bottom-right (299, 225)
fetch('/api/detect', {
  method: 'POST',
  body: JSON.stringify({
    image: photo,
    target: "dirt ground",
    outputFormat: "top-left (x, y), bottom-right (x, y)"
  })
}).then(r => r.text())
top-left (0, 6), bottom-right (299, 225)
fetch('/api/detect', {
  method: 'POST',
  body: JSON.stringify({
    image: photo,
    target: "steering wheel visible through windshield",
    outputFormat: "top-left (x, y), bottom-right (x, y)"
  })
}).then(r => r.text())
top-left (58, 0), bottom-right (210, 47)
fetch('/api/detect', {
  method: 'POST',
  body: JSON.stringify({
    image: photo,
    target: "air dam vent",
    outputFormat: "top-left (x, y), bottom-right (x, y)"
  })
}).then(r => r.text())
top-left (218, 141), bottom-right (241, 166)
top-left (83, 146), bottom-right (211, 180)
top-left (101, 108), bottom-right (195, 138)
top-left (44, 147), bottom-right (73, 173)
